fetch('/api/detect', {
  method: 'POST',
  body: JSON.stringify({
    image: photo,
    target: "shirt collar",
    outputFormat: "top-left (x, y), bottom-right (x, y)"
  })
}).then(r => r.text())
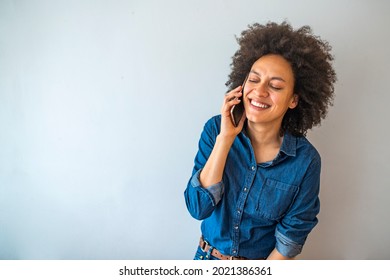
top-left (242, 124), bottom-right (297, 158)
top-left (280, 132), bottom-right (297, 157)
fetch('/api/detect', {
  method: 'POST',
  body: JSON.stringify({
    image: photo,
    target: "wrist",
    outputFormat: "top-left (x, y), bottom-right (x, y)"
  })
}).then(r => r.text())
top-left (216, 134), bottom-right (236, 147)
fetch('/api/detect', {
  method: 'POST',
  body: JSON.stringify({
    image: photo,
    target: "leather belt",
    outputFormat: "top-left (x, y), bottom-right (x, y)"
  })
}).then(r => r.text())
top-left (199, 237), bottom-right (249, 260)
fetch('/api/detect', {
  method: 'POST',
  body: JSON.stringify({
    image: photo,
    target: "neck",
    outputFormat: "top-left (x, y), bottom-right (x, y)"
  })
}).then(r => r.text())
top-left (246, 121), bottom-right (283, 163)
top-left (246, 121), bottom-right (283, 148)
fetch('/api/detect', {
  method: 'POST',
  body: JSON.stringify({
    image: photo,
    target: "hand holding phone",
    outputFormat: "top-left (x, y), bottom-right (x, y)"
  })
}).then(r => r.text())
top-left (230, 75), bottom-right (248, 127)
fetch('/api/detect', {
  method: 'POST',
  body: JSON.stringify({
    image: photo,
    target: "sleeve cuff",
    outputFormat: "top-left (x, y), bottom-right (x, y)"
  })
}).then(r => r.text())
top-left (275, 229), bottom-right (303, 258)
top-left (190, 169), bottom-right (224, 206)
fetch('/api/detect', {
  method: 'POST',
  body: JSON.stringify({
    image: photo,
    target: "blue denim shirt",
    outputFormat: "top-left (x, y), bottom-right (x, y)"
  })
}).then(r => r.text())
top-left (184, 115), bottom-right (321, 259)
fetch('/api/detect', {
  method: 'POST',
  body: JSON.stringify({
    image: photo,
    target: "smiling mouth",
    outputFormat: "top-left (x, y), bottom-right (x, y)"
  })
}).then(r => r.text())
top-left (250, 99), bottom-right (271, 109)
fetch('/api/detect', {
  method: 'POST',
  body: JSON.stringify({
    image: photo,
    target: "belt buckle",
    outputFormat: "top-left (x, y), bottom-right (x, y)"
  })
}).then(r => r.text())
top-left (201, 239), bottom-right (209, 251)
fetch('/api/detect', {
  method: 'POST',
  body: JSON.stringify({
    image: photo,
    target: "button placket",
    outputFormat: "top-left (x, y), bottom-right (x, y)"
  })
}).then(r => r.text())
top-left (231, 163), bottom-right (258, 257)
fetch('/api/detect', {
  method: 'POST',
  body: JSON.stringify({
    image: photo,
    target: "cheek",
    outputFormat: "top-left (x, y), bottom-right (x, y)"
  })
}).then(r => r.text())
top-left (273, 91), bottom-right (294, 104)
top-left (243, 89), bottom-right (251, 104)
top-left (272, 96), bottom-right (293, 111)
top-left (270, 94), bottom-right (284, 105)
top-left (242, 86), bottom-right (251, 97)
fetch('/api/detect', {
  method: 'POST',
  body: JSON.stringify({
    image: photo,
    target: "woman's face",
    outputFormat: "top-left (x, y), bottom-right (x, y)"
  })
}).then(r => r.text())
top-left (243, 54), bottom-right (298, 128)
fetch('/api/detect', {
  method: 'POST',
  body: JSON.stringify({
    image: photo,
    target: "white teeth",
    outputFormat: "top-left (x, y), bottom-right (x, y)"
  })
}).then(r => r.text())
top-left (251, 100), bottom-right (270, 108)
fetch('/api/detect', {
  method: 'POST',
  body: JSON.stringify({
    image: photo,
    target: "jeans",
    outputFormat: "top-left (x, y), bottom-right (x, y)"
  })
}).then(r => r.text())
top-left (193, 246), bottom-right (220, 260)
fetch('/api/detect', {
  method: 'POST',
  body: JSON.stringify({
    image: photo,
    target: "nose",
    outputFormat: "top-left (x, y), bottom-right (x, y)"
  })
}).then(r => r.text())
top-left (252, 82), bottom-right (269, 97)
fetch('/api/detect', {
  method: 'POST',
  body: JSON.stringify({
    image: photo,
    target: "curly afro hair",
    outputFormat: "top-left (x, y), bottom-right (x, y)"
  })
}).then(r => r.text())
top-left (226, 21), bottom-right (337, 136)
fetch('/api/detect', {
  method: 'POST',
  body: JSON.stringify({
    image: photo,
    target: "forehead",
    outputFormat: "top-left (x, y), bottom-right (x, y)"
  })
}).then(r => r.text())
top-left (251, 54), bottom-right (294, 81)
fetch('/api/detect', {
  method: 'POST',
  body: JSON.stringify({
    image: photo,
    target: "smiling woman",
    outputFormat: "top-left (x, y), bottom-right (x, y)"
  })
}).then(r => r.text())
top-left (226, 22), bottom-right (336, 137)
top-left (184, 21), bottom-right (337, 260)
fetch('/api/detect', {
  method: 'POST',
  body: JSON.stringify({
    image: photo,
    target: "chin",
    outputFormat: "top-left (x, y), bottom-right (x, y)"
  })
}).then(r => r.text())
top-left (246, 116), bottom-right (264, 124)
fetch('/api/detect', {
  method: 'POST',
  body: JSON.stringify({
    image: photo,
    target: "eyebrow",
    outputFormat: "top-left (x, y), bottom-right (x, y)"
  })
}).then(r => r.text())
top-left (250, 70), bottom-right (286, 82)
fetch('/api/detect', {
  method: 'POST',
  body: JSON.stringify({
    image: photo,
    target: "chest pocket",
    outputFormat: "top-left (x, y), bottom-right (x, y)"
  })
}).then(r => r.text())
top-left (256, 178), bottom-right (299, 220)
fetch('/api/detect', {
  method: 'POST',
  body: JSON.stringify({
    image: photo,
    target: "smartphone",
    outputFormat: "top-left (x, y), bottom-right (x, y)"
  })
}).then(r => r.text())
top-left (230, 75), bottom-right (248, 127)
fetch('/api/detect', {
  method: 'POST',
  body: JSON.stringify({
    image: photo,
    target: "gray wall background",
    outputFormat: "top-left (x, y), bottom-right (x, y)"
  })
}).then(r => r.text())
top-left (1, 0), bottom-right (389, 260)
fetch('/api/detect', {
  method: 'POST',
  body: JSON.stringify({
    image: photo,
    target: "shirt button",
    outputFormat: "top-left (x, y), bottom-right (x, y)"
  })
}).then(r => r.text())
top-left (251, 166), bottom-right (256, 170)
top-left (233, 250), bottom-right (237, 254)
top-left (243, 187), bottom-right (248, 192)
top-left (234, 225), bottom-right (239, 230)
top-left (237, 209), bottom-right (241, 214)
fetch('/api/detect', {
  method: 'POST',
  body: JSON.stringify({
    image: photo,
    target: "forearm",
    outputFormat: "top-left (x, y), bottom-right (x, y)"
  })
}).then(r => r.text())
top-left (199, 85), bottom-right (246, 188)
top-left (199, 135), bottom-right (235, 187)
top-left (267, 248), bottom-right (294, 260)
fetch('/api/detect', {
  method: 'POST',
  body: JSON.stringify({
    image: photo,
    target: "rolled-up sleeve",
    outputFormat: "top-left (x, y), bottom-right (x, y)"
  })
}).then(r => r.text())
top-left (184, 169), bottom-right (224, 220)
top-left (274, 229), bottom-right (303, 258)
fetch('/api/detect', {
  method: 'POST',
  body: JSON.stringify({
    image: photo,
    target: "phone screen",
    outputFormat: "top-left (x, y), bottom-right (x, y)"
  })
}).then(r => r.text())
top-left (230, 75), bottom-right (248, 127)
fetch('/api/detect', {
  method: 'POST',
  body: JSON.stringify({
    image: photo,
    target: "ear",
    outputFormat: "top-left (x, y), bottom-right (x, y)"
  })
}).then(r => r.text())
top-left (289, 94), bottom-right (299, 109)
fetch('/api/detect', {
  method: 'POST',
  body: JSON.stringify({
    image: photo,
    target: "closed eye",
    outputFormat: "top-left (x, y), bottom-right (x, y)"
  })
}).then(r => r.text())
top-left (270, 85), bottom-right (283, 90)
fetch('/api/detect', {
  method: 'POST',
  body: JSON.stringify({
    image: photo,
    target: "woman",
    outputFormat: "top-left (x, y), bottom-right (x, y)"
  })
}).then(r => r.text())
top-left (184, 22), bottom-right (336, 260)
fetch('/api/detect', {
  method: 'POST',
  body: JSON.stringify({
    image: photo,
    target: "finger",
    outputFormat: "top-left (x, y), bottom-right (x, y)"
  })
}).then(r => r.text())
top-left (223, 96), bottom-right (242, 110)
top-left (224, 90), bottom-right (243, 103)
top-left (225, 85), bottom-right (242, 97)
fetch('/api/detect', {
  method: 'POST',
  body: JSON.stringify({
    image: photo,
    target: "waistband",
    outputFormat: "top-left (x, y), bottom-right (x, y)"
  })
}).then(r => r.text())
top-left (199, 237), bottom-right (264, 260)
